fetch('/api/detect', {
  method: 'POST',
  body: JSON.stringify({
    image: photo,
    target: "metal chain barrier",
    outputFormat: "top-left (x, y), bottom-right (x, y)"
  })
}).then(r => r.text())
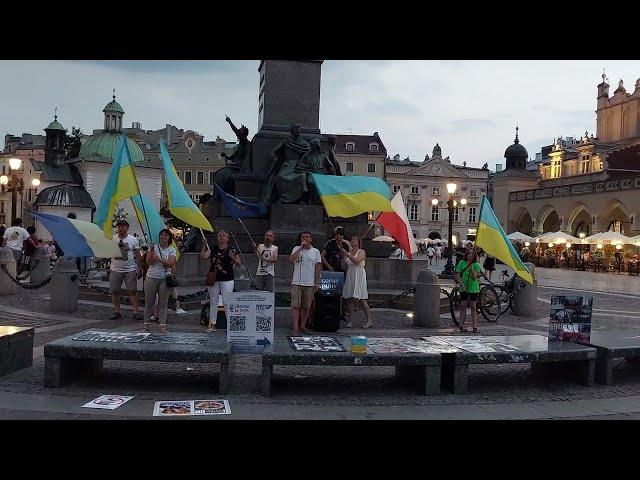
top-left (353, 286), bottom-right (416, 311)
top-left (82, 280), bottom-right (207, 303)
top-left (0, 264), bottom-right (52, 290)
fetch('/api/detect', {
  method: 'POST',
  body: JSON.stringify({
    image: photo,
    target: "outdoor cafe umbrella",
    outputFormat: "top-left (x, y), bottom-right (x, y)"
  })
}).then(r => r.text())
top-left (373, 235), bottom-right (395, 242)
top-left (628, 234), bottom-right (640, 246)
top-left (507, 231), bottom-right (534, 242)
top-left (537, 231), bottom-right (581, 245)
top-left (584, 230), bottom-right (632, 245)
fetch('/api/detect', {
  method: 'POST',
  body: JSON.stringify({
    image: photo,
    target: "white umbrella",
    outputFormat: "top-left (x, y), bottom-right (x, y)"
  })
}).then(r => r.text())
top-left (537, 231), bottom-right (580, 245)
top-left (507, 231), bottom-right (533, 242)
top-left (628, 234), bottom-right (640, 246)
top-left (584, 230), bottom-right (631, 245)
top-left (373, 235), bottom-right (395, 242)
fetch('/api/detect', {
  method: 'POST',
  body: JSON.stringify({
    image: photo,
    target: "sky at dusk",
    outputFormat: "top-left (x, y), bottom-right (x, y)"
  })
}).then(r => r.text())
top-left (2, 60), bottom-right (639, 168)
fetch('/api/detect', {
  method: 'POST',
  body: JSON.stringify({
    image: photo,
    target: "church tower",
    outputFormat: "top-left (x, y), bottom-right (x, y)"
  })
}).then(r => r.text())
top-left (103, 89), bottom-right (125, 132)
top-left (44, 108), bottom-right (66, 167)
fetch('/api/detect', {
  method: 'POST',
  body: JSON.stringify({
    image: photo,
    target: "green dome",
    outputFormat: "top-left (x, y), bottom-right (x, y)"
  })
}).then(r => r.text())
top-left (103, 100), bottom-right (125, 114)
top-left (78, 132), bottom-right (143, 163)
top-left (45, 120), bottom-right (65, 131)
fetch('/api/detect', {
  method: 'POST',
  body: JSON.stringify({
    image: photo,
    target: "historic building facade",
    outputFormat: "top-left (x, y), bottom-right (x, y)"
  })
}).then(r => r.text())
top-left (385, 143), bottom-right (490, 241)
top-left (331, 133), bottom-right (387, 179)
top-left (491, 73), bottom-right (640, 238)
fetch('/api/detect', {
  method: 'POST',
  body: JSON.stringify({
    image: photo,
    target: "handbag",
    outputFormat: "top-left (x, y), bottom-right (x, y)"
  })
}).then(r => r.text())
top-left (166, 273), bottom-right (180, 288)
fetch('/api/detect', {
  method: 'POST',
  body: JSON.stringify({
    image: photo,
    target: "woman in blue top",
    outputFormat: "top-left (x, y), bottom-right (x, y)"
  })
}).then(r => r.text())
top-left (454, 247), bottom-right (482, 333)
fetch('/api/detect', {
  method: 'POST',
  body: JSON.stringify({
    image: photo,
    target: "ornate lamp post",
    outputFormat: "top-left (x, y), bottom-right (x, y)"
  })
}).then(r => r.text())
top-left (432, 181), bottom-right (466, 278)
top-left (0, 157), bottom-right (22, 223)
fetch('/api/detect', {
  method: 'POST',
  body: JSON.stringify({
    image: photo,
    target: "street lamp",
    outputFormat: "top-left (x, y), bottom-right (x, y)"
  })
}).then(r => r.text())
top-left (32, 178), bottom-right (40, 187)
top-left (4, 158), bottom-right (22, 223)
top-left (432, 181), bottom-right (466, 278)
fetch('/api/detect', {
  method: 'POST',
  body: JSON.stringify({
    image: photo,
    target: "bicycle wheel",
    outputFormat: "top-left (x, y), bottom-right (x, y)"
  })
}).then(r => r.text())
top-left (478, 285), bottom-right (500, 322)
top-left (496, 287), bottom-right (510, 315)
top-left (448, 286), bottom-right (461, 327)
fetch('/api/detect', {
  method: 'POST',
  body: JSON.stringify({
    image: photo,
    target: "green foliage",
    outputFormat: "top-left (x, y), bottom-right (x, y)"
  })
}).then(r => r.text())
top-left (111, 205), bottom-right (128, 228)
top-left (64, 127), bottom-right (83, 160)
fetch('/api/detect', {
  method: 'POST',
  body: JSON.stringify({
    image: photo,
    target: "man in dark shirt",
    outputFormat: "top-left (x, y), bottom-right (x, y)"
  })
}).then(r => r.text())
top-left (321, 226), bottom-right (351, 272)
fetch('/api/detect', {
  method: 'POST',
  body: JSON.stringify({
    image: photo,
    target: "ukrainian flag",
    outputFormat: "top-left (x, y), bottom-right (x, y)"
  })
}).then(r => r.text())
top-left (475, 196), bottom-right (534, 285)
top-left (94, 134), bottom-right (140, 238)
top-left (310, 174), bottom-right (393, 218)
top-left (160, 140), bottom-right (214, 232)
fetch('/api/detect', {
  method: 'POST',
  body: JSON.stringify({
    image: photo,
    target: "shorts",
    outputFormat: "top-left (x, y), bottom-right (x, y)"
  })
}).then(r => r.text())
top-left (291, 284), bottom-right (314, 310)
top-left (460, 291), bottom-right (478, 302)
top-left (110, 270), bottom-right (138, 293)
top-left (255, 275), bottom-right (275, 292)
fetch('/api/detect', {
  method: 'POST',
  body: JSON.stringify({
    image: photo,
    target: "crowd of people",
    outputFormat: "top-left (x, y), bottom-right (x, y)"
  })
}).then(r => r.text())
top-left (1, 218), bottom-right (61, 277)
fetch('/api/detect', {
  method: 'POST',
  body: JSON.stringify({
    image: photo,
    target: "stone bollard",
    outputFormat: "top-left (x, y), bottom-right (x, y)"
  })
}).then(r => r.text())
top-left (29, 247), bottom-right (50, 286)
top-left (413, 269), bottom-right (440, 327)
top-left (234, 264), bottom-right (251, 291)
top-left (0, 247), bottom-right (17, 295)
top-left (50, 257), bottom-right (80, 313)
top-left (513, 262), bottom-right (538, 317)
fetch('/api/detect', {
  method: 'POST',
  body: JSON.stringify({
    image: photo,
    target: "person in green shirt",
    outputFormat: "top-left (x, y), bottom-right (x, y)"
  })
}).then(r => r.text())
top-left (454, 247), bottom-right (482, 333)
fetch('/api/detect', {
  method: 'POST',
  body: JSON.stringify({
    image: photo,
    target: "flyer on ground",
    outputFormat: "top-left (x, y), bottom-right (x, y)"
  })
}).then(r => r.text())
top-left (549, 295), bottom-right (593, 343)
top-left (289, 336), bottom-right (345, 352)
top-left (225, 291), bottom-right (274, 353)
top-left (82, 394), bottom-right (134, 410)
top-left (153, 400), bottom-right (231, 416)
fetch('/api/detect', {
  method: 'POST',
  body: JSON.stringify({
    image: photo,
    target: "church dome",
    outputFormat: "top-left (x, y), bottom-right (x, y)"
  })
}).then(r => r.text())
top-left (45, 119), bottom-right (65, 131)
top-left (504, 126), bottom-right (528, 160)
top-left (103, 99), bottom-right (125, 114)
top-left (78, 132), bottom-right (143, 163)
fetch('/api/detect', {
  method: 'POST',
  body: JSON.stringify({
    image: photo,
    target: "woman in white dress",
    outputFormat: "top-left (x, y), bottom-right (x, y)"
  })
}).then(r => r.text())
top-left (340, 235), bottom-right (373, 329)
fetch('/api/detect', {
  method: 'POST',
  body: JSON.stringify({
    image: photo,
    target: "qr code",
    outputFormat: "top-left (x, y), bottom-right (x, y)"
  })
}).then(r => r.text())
top-left (256, 316), bottom-right (272, 332)
top-left (229, 315), bottom-right (246, 331)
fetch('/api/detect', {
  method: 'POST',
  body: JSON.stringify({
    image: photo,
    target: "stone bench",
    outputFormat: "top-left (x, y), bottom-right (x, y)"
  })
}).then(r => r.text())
top-left (427, 335), bottom-right (596, 394)
top-left (578, 329), bottom-right (640, 385)
top-left (0, 326), bottom-right (34, 377)
top-left (261, 336), bottom-right (442, 396)
top-left (44, 330), bottom-right (232, 393)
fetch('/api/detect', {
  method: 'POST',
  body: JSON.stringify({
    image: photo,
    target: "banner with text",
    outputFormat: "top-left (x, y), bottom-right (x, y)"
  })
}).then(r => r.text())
top-left (225, 291), bottom-right (275, 353)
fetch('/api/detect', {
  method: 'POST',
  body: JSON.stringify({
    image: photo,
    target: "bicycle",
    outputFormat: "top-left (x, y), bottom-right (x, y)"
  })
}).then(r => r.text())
top-left (443, 282), bottom-right (500, 328)
top-left (481, 269), bottom-right (523, 315)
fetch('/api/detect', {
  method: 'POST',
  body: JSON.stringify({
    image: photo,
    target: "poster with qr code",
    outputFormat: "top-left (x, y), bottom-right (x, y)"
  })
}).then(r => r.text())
top-left (225, 291), bottom-right (274, 353)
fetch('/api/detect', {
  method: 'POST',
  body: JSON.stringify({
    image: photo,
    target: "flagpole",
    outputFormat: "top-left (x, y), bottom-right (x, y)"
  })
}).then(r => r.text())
top-left (199, 228), bottom-right (210, 251)
top-left (360, 221), bottom-right (376, 239)
top-left (236, 218), bottom-right (256, 245)
top-left (229, 230), bottom-right (255, 288)
top-left (125, 134), bottom-right (153, 245)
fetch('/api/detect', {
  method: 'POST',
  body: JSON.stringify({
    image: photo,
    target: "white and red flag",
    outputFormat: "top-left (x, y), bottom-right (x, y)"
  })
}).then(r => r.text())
top-left (376, 192), bottom-right (418, 260)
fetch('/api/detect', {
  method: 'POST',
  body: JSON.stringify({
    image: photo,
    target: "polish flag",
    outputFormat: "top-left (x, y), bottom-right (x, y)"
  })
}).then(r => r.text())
top-left (376, 192), bottom-right (418, 260)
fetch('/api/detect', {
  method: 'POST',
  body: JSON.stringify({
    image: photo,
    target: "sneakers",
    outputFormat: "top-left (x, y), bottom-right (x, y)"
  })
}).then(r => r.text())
top-left (110, 312), bottom-right (122, 320)
top-left (174, 307), bottom-right (187, 315)
top-left (150, 316), bottom-right (159, 323)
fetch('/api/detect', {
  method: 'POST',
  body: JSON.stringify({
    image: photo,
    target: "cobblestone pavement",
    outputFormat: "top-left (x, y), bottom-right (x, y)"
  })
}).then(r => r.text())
top-left (1, 267), bottom-right (640, 419)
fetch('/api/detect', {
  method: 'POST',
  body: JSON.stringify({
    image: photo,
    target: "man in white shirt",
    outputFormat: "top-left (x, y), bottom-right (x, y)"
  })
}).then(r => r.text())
top-left (289, 230), bottom-right (321, 334)
top-left (2, 218), bottom-right (29, 263)
top-left (109, 220), bottom-right (142, 320)
top-left (252, 230), bottom-right (278, 292)
top-left (427, 245), bottom-right (435, 265)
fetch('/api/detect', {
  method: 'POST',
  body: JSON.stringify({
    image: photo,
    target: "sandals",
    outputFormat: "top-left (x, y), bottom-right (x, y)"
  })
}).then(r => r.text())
top-left (458, 326), bottom-right (469, 333)
top-left (473, 328), bottom-right (479, 333)
top-left (362, 322), bottom-right (373, 329)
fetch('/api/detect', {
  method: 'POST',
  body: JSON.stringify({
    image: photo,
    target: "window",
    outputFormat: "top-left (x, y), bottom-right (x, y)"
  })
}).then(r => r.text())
top-left (453, 208), bottom-right (459, 222)
top-left (0, 201), bottom-right (4, 213)
top-left (205, 157), bottom-right (210, 162)
top-left (369, 143), bottom-right (379, 152)
top-left (408, 203), bottom-right (419, 221)
top-left (184, 171), bottom-right (192, 185)
top-left (367, 163), bottom-right (376, 173)
top-left (411, 186), bottom-right (420, 195)
top-left (470, 189), bottom-right (478, 197)
top-left (551, 159), bottom-right (561, 178)
top-left (346, 142), bottom-right (355, 152)
top-left (28, 190), bottom-right (33, 202)
top-left (468, 207), bottom-right (477, 223)
top-left (176, 171), bottom-right (182, 180)
top-left (393, 185), bottom-right (401, 193)
top-left (580, 158), bottom-right (590, 174)
top-left (431, 206), bottom-right (439, 221)
top-left (2, 166), bottom-right (5, 175)
top-left (197, 171), bottom-right (205, 184)
top-left (346, 162), bottom-right (354, 172)
top-left (187, 157), bottom-right (192, 163)
top-left (194, 194), bottom-right (201, 203)
top-left (210, 171), bottom-right (216, 185)
top-left (432, 186), bottom-right (439, 195)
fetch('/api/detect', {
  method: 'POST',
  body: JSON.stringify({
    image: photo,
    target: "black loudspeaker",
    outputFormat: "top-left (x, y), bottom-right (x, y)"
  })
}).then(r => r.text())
top-left (312, 294), bottom-right (341, 332)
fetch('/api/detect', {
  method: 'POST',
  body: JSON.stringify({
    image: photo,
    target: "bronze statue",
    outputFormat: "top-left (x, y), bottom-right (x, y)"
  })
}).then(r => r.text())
top-left (263, 124), bottom-right (311, 204)
top-left (326, 135), bottom-right (342, 176)
top-left (212, 116), bottom-right (251, 198)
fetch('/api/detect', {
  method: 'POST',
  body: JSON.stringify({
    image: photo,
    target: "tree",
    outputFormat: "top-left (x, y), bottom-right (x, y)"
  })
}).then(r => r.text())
top-left (64, 127), bottom-right (83, 160)
top-left (111, 205), bottom-right (129, 228)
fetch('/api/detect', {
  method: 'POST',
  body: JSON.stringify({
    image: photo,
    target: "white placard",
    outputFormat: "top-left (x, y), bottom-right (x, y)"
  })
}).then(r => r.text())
top-left (82, 394), bottom-right (134, 410)
top-left (225, 291), bottom-right (275, 352)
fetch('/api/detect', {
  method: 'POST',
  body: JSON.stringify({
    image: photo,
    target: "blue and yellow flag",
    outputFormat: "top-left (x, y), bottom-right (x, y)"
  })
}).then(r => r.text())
top-left (131, 193), bottom-right (180, 259)
top-left (214, 184), bottom-right (267, 219)
top-left (160, 139), bottom-right (214, 231)
top-left (475, 196), bottom-right (534, 285)
top-left (310, 174), bottom-right (393, 218)
top-left (94, 134), bottom-right (140, 238)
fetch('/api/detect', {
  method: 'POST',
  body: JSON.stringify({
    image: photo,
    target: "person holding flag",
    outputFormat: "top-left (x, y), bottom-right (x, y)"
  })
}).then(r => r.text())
top-left (454, 246), bottom-right (482, 333)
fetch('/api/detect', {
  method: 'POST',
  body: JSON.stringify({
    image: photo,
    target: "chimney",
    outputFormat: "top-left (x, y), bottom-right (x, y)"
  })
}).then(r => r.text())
top-left (166, 124), bottom-right (171, 144)
top-left (496, 164), bottom-right (503, 172)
